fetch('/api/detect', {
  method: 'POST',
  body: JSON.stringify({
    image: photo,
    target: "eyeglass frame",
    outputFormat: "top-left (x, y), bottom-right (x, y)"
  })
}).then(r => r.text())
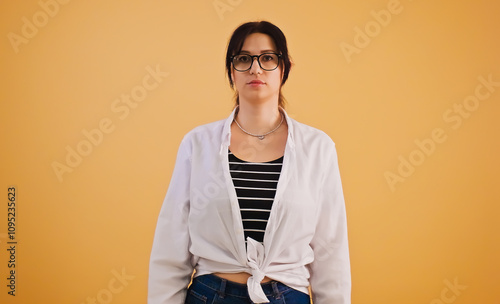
top-left (230, 52), bottom-right (282, 72)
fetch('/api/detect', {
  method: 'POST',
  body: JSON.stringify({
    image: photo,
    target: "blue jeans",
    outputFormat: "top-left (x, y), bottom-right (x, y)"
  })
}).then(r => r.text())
top-left (185, 274), bottom-right (311, 304)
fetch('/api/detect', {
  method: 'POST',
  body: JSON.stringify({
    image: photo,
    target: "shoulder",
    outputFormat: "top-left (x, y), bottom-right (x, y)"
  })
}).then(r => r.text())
top-left (179, 118), bottom-right (226, 148)
top-left (288, 118), bottom-right (342, 176)
top-left (289, 118), bottom-right (336, 151)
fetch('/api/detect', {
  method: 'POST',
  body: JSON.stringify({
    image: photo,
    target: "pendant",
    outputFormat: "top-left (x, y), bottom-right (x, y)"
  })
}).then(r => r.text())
top-left (258, 135), bottom-right (265, 140)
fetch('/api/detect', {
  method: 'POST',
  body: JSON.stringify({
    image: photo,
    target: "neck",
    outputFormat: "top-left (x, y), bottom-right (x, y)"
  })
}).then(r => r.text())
top-left (235, 101), bottom-right (282, 134)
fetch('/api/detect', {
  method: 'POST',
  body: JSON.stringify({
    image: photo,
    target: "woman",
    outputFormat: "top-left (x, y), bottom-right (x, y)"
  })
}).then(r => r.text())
top-left (148, 21), bottom-right (350, 304)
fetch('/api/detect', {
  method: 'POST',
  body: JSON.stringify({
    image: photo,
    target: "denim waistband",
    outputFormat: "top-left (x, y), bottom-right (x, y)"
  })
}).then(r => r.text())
top-left (192, 273), bottom-right (291, 298)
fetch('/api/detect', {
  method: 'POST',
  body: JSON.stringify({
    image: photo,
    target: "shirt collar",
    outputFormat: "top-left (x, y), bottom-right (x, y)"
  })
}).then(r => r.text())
top-left (220, 106), bottom-right (295, 155)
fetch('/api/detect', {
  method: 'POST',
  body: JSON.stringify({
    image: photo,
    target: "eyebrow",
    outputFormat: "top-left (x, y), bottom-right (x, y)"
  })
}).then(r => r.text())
top-left (239, 49), bottom-right (276, 54)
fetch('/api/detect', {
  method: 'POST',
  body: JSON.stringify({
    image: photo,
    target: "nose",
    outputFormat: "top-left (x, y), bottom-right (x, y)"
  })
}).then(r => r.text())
top-left (249, 57), bottom-right (263, 74)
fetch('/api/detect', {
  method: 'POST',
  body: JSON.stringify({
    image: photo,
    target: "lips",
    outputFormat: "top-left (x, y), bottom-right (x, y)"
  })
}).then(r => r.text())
top-left (248, 80), bottom-right (265, 85)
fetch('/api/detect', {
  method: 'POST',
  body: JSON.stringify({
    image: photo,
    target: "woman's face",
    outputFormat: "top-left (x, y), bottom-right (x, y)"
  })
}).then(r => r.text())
top-left (231, 33), bottom-right (282, 106)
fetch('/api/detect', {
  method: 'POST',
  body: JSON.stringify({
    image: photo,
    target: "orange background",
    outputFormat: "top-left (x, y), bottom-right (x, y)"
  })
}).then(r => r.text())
top-left (1, 0), bottom-right (499, 303)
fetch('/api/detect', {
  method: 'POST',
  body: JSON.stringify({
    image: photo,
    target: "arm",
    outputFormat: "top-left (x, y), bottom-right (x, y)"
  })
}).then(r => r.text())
top-left (148, 136), bottom-right (194, 304)
top-left (309, 143), bottom-right (351, 303)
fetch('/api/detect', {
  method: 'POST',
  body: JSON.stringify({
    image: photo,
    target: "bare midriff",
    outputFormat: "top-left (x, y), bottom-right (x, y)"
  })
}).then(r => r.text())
top-left (213, 272), bottom-right (272, 284)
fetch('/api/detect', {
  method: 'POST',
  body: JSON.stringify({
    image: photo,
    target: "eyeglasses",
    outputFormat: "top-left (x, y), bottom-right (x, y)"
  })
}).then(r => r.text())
top-left (231, 53), bottom-right (281, 72)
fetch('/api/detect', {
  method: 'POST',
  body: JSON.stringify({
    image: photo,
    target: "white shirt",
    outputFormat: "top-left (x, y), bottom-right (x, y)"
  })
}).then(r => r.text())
top-left (148, 107), bottom-right (351, 303)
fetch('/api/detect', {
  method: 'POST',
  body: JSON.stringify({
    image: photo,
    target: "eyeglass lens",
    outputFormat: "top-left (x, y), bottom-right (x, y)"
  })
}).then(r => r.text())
top-left (232, 53), bottom-right (279, 71)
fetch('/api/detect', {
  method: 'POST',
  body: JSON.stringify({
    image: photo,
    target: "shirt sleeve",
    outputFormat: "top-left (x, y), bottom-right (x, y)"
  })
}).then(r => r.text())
top-left (309, 142), bottom-right (351, 303)
top-left (148, 136), bottom-right (194, 304)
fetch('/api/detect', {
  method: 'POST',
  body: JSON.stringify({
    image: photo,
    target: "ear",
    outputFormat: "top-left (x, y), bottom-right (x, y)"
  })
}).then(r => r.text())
top-left (280, 64), bottom-right (285, 86)
top-left (230, 68), bottom-right (236, 87)
top-left (280, 59), bottom-right (291, 86)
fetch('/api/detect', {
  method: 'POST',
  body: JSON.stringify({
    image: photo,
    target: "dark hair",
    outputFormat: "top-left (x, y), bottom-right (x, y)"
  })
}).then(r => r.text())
top-left (225, 21), bottom-right (292, 108)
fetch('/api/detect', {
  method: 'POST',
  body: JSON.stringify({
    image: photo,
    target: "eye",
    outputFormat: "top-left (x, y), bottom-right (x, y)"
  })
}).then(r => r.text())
top-left (261, 54), bottom-right (276, 62)
top-left (236, 55), bottom-right (251, 63)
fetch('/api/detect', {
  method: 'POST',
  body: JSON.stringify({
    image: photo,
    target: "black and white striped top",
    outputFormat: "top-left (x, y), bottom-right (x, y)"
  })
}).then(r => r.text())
top-left (228, 149), bottom-right (284, 243)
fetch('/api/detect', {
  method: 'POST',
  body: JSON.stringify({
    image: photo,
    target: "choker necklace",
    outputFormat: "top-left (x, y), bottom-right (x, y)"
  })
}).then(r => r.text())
top-left (234, 112), bottom-right (284, 140)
